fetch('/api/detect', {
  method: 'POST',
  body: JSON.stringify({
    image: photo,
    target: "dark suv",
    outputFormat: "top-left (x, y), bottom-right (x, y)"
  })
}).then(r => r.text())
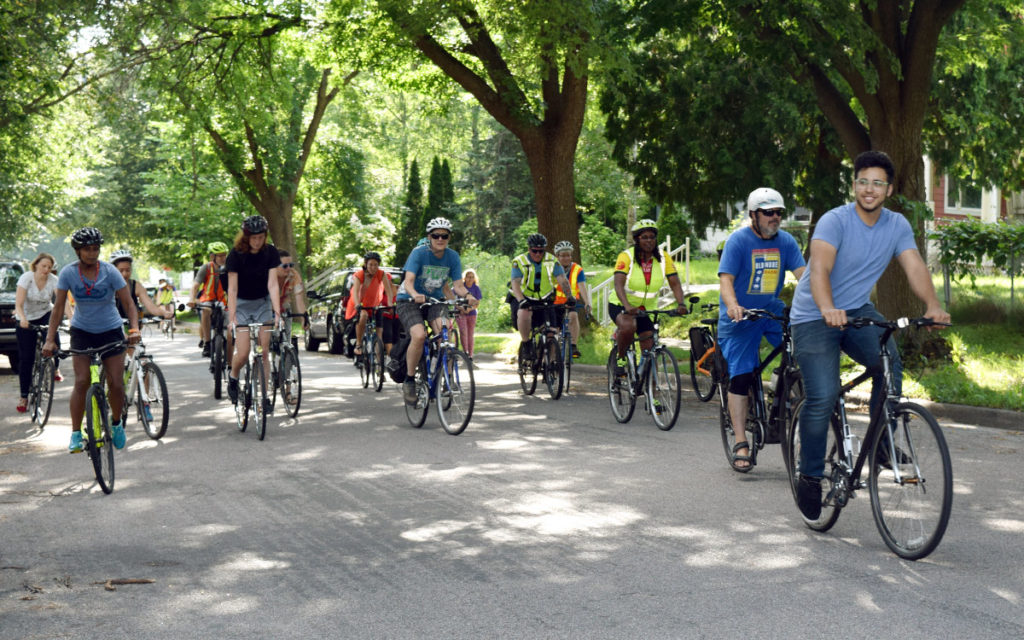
top-left (305, 266), bottom-right (402, 355)
top-left (1, 261), bottom-right (27, 370)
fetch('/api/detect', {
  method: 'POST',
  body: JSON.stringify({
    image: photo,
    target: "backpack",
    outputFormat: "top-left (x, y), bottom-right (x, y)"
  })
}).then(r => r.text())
top-left (386, 335), bottom-right (411, 383)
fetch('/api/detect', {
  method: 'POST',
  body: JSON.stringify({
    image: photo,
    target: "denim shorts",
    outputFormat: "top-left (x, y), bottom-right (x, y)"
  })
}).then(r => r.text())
top-left (236, 296), bottom-right (274, 325)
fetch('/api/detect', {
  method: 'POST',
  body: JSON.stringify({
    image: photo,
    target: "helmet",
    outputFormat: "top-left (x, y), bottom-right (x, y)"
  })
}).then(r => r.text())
top-left (207, 241), bottom-right (229, 255)
top-left (110, 248), bottom-right (133, 264)
top-left (70, 227), bottom-right (103, 250)
top-left (553, 240), bottom-right (574, 255)
top-left (631, 219), bottom-right (658, 238)
top-left (527, 233), bottom-right (548, 248)
top-left (242, 215), bottom-right (269, 234)
top-left (425, 217), bottom-right (453, 233)
top-left (746, 187), bottom-right (785, 213)
top-left (363, 251), bottom-right (381, 264)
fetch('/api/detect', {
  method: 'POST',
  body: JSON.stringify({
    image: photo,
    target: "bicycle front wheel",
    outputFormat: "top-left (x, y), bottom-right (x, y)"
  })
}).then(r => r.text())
top-left (372, 336), bottom-right (386, 392)
top-left (689, 336), bottom-right (716, 402)
top-left (138, 360), bottom-right (169, 440)
top-left (785, 398), bottom-right (843, 532)
top-left (436, 349), bottom-right (475, 435)
top-left (235, 362), bottom-right (250, 433)
top-left (212, 334), bottom-right (226, 400)
top-left (649, 348), bottom-right (681, 430)
top-left (404, 359), bottom-right (430, 428)
top-left (279, 348), bottom-right (302, 418)
top-left (543, 337), bottom-right (564, 400)
top-left (869, 402), bottom-right (953, 560)
top-left (33, 358), bottom-right (56, 427)
top-left (607, 347), bottom-right (636, 423)
top-left (359, 339), bottom-right (371, 389)
top-left (518, 341), bottom-right (538, 395)
top-left (253, 360), bottom-right (268, 440)
top-left (85, 384), bottom-right (114, 494)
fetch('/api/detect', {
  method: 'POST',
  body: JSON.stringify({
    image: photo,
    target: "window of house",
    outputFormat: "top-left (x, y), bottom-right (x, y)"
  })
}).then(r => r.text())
top-left (946, 175), bottom-right (983, 212)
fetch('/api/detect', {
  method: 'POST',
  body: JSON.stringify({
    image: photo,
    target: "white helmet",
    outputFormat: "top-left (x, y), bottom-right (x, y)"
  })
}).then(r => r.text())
top-left (553, 241), bottom-right (574, 255)
top-left (425, 217), bottom-right (453, 233)
top-left (746, 188), bottom-right (785, 213)
top-left (110, 248), bottom-right (133, 264)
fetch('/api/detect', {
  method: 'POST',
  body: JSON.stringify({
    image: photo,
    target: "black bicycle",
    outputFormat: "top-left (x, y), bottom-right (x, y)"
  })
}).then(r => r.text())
top-left (25, 325), bottom-right (57, 427)
top-left (517, 300), bottom-right (568, 400)
top-left (269, 312), bottom-right (303, 419)
top-left (606, 308), bottom-right (683, 430)
top-left (717, 307), bottom-right (802, 473)
top-left (784, 316), bottom-right (953, 560)
top-left (196, 301), bottom-right (229, 400)
top-left (356, 304), bottom-right (391, 392)
top-left (688, 297), bottom-right (723, 402)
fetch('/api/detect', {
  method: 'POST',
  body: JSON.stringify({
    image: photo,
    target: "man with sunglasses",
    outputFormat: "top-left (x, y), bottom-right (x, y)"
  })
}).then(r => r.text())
top-left (396, 217), bottom-right (478, 404)
top-left (718, 188), bottom-right (806, 472)
top-left (511, 233), bottom-right (574, 362)
top-left (276, 250), bottom-right (308, 329)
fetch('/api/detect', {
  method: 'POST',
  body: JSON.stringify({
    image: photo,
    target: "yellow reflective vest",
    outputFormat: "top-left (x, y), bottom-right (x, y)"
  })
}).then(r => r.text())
top-left (512, 252), bottom-right (557, 300)
top-left (617, 247), bottom-right (668, 308)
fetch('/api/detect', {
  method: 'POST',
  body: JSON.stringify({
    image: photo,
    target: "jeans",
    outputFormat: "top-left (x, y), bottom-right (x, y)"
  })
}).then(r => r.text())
top-left (16, 311), bottom-right (57, 398)
top-left (792, 303), bottom-right (901, 478)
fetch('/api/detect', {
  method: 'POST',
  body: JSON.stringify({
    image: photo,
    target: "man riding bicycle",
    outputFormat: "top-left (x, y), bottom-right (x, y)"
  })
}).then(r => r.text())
top-left (718, 188), bottom-right (806, 471)
top-left (511, 233), bottom-right (574, 361)
top-left (611, 219), bottom-right (688, 376)
top-left (188, 241), bottom-right (229, 358)
top-left (552, 240), bottom-right (591, 360)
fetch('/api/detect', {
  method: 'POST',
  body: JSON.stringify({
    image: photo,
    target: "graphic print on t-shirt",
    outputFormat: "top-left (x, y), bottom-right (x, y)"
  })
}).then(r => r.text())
top-left (748, 248), bottom-right (781, 295)
top-left (420, 264), bottom-right (450, 292)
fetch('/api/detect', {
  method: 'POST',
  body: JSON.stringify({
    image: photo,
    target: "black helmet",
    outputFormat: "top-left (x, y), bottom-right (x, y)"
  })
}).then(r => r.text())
top-left (363, 251), bottom-right (381, 264)
top-left (242, 215), bottom-right (269, 234)
top-left (71, 227), bottom-right (104, 250)
top-left (527, 233), bottom-right (548, 249)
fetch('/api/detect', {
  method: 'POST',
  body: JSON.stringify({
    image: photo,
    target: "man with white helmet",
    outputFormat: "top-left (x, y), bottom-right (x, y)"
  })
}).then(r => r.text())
top-left (511, 233), bottom-right (574, 363)
top-left (552, 240), bottom-right (591, 359)
top-left (396, 217), bottom-right (478, 404)
top-left (718, 188), bottom-right (806, 471)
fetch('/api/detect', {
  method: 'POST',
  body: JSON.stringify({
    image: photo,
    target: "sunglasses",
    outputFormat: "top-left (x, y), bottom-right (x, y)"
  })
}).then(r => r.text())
top-left (281, 262), bottom-right (294, 269)
top-left (758, 209), bottom-right (784, 218)
top-left (430, 233), bottom-right (450, 240)
top-left (529, 247), bottom-right (546, 253)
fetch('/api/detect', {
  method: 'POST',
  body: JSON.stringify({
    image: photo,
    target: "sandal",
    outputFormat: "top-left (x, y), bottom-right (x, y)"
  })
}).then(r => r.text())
top-left (731, 441), bottom-right (753, 473)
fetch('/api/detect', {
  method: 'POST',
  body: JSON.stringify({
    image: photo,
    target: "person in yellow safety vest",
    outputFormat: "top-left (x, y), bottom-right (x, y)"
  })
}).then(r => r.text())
top-left (511, 233), bottom-right (575, 362)
top-left (188, 241), bottom-right (229, 358)
top-left (552, 240), bottom-right (592, 359)
top-left (611, 219), bottom-right (688, 376)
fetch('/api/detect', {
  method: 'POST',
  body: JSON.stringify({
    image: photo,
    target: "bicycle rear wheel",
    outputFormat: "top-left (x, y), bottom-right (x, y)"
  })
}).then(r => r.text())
top-left (32, 358), bottom-right (56, 427)
top-left (85, 384), bottom-right (114, 494)
top-left (235, 362), bottom-right (250, 433)
top-left (607, 347), bottom-right (636, 423)
top-left (518, 341), bottom-right (538, 395)
top-left (253, 360), bottom-right (268, 440)
top-left (358, 339), bottom-right (371, 389)
top-left (212, 334), bottom-right (226, 400)
top-left (404, 359), bottom-right (430, 428)
top-left (543, 337), bottom-right (564, 400)
top-left (280, 348), bottom-right (302, 418)
top-left (372, 336), bottom-right (386, 392)
top-left (649, 348), bottom-right (681, 431)
top-left (785, 398), bottom-right (843, 531)
top-left (869, 402), bottom-right (953, 560)
top-left (436, 349), bottom-right (474, 435)
top-left (689, 335), bottom-right (716, 402)
top-left (138, 360), bottom-right (169, 440)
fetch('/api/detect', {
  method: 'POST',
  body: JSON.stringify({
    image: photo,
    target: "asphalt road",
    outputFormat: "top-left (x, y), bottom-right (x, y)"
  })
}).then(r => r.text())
top-left (1, 334), bottom-right (1023, 639)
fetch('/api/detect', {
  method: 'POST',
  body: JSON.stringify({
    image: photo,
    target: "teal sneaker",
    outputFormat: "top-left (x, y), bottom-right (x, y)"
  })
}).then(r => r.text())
top-left (112, 421), bottom-right (126, 449)
top-left (68, 431), bottom-right (84, 453)
top-left (143, 404), bottom-right (153, 422)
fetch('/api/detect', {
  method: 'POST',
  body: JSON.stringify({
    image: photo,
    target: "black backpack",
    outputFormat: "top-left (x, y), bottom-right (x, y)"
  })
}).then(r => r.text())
top-left (386, 335), bottom-right (411, 383)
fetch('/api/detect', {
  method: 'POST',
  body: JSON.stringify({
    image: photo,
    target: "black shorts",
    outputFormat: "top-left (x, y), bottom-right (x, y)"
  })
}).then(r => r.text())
top-left (608, 303), bottom-right (654, 333)
top-left (69, 327), bottom-right (126, 360)
top-left (522, 300), bottom-right (558, 329)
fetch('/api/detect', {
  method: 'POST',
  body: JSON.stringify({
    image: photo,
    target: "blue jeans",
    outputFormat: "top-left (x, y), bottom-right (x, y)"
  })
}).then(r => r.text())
top-left (792, 303), bottom-right (901, 477)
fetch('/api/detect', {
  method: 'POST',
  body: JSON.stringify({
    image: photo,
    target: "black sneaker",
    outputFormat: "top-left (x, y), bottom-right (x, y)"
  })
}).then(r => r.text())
top-left (403, 379), bottom-right (418, 405)
top-left (228, 378), bottom-right (239, 405)
top-left (571, 344), bottom-right (581, 359)
top-left (262, 397), bottom-right (273, 415)
top-left (796, 475), bottom-right (823, 520)
top-left (202, 343), bottom-right (211, 358)
top-left (198, 339), bottom-right (205, 350)
top-left (520, 341), bottom-right (534, 362)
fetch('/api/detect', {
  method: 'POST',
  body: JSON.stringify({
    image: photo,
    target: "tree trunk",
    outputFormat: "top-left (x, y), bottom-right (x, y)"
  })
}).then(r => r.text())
top-left (521, 132), bottom-right (580, 259)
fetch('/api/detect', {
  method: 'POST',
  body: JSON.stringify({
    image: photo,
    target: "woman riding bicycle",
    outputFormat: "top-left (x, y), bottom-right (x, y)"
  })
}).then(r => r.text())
top-left (14, 252), bottom-right (71, 414)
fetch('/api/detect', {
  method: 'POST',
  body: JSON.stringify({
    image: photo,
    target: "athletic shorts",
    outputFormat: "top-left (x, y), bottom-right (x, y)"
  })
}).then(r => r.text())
top-left (608, 303), bottom-right (654, 333)
top-left (397, 300), bottom-right (446, 333)
top-left (236, 296), bottom-right (274, 325)
top-left (69, 327), bottom-right (126, 360)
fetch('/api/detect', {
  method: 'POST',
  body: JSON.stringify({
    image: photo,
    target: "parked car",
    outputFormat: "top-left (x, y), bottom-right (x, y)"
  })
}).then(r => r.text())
top-left (0, 260), bottom-right (27, 370)
top-left (304, 265), bottom-right (402, 355)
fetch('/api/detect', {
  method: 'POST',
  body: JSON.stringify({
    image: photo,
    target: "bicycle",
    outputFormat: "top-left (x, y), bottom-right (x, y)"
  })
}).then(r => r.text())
top-left (404, 298), bottom-right (475, 435)
top-left (196, 301), bottom-right (229, 400)
top-left (25, 325), bottom-right (57, 428)
top-left (233, 321), bottom-right (275, 440)
top-left (160, 308), bottom-right (176, 339)
top-left (117, 318), bottom-right (170, 440)
top-left (268, 312), bottom-right (303, 419)
top-left (516, 300), bottom-right (568, 400)
top-left (55, 340), bottom-right (126, 494)
top-left (606, 308), bottom-right (683, 430)
top-left (717, 307), bottom-right (803, 473)
top-left (688, 296), bottom-right (723, 402)
top-left (784, 316), bottom-right (953, 560)
top-left (356, 304), bottom-right (391, 392)
top-left (557, 304), bottom-right (574, 395)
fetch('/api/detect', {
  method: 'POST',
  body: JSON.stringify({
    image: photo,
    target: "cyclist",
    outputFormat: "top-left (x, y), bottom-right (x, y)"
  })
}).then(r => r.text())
top-left (110, 249), bottom-right (175, 325)
top-left (552, 240), bottom-right (592, 359)
top-left (14, 252), bottom-right (70, 413)
top-left (188, 241), bottom-right (229, 357)
top-left (346, 251), bottom-right (396, 361)
top-left (226, 215), bottom-right (282, 412)
top-left (41, 227), bottom-right (140, 452)
top-left (396, 217), bottom-right (478, 404)
top-left (511, 233), bottom-right (574, 361)
top-left (276, 249), bottom-right (308, 326)
top-left (718, 188), bottom-right (806, 470)
top-left (610, 219), bottom-right (688, 376)
top-left (789, 151), bottom-right (949, 519)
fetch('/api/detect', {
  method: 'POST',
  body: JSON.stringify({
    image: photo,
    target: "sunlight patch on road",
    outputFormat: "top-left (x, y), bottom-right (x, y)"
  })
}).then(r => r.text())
top-left (990, 587), bottom-right (1020, 605)
top-left (983, 517), bottom-right (1024, 533)
top-left (487, 493), bottom-right (643, 536)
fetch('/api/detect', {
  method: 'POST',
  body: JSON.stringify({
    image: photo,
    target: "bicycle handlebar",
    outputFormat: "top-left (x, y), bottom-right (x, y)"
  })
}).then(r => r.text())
top-left (54, 340), bottom-right (128, 361)
top-left (845, 316), bottom-right (951, 330)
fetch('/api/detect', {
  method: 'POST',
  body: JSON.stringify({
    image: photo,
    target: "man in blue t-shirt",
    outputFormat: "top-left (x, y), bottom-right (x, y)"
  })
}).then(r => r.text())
top-left (718, 187), bottom-right (806, 471)
top-left (396, 217), bottom-right (478, 404)
top-left (789, 151), bottom-right (950, 521)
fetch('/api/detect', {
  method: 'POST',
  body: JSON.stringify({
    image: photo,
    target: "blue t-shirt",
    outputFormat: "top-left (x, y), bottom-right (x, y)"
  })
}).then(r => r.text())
top-left (58, 261), bottom-right (127, 333)
top-left (718, 227), bottom-right (805, 338)
top-left (398, 245), bottom-right (463, 301)
top-left (790, 203), bottom-right (917, 325)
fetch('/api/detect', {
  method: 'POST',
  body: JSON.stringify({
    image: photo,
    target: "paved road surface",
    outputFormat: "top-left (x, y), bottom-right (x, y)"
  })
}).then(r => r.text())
top-left (1, 336), bottom-right (1022, 639)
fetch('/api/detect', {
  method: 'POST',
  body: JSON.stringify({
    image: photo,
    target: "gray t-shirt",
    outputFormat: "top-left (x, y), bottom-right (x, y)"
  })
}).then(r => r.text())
top-left (17, 271), bottom-right (58, 322)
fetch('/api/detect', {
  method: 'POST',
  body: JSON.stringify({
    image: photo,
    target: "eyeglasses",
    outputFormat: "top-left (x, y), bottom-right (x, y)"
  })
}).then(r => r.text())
top-left (855, 178), bottom-right (890, 189)
top-left (281, 262), bottom-right (294, 269)
top-left (430, 233), bottom-right (450, 240)
top-left (757, 208), bottom-right (784, 218)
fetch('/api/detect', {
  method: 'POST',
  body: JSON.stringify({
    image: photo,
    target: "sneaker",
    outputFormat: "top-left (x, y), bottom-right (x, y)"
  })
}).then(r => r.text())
top-left (403, 379), bottom-right (418, 404)
top-left (198, 339), bottom-right (205, 350)
top-left (652, 400), bottom-right (663, 415)
top-left (615, 357), bottom-right (628, 377)
top-left (228, 377), bottom-right (239, 405)
top-left (54, 370), bottom-right (64, 382)
top-left (112, 422), bottom-right (126, 449)
top-left (202, 343), bottom-right (211, 358)
top-left (796, 475), bottom-right (823, 520)
top-left (262, 397), bottom-right (273, 415)
top-left (68, 431), bottom-right (84, 453)
top-left (571, 344), bottom-right (582, 359)
top-left (520, 341), bottom-right (534, 362)
top-left (143, 404), bottom-right (153, 422)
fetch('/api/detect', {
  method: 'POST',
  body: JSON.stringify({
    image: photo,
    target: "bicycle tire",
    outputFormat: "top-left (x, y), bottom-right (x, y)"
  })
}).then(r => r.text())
top-left (359, 337), bottom-right (371, 389)
top-left (543, 337), bottom-right (564, 400)
top-left (720, 387), bottom-right (758, 472)
top-left (607, 347), bottom-right (636, 423)
top-left (869, 402), bottom-right (953, 560)
top-left (235, 362), bottom-right (250, 433)
top-left (280, 348), bottom-right (302, 418)
top-left (373, 336), bottom-right (386, 392)
top-left (212, 334), bottom-right (226, 400)
top-left (253, 360), bottom-right (268, 440)
top-left (85, 384), bottom-right (114, 494)
top-left (136, 360), bottom-right (169, 439)
top-left (562, 336), bottom-right (572, 394)
top-left (784, 398), bottom-right (843, 532)
top-left (404, 358), bottom-right (430, 428)
top-left (33, 358), bottom-right (56, 428)
top-left (649, 348), bottom-right (681, 431)
top-left (436, 349), bottom-right (474, 435)
top-left (518, 341), bottom-right (538, 395)
top-left (689, 332), bottom-right (716, 402)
